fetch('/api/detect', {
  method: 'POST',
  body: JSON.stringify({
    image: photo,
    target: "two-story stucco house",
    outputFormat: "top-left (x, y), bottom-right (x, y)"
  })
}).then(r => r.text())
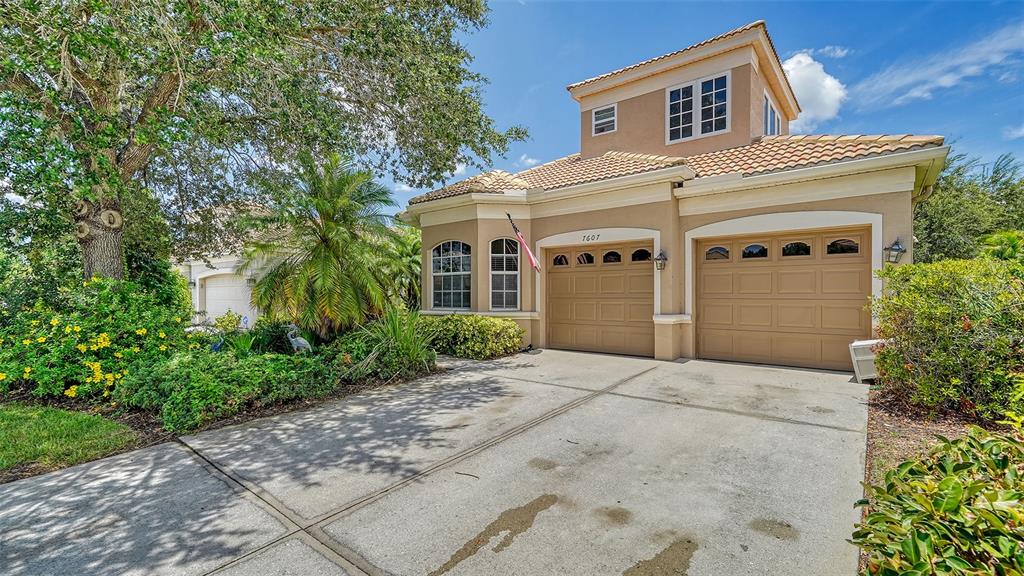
top-left (401, 21), bottom-right (949, 370)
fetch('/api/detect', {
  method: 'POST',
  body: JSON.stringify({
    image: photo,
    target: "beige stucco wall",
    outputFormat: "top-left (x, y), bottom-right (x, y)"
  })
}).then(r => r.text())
top-left (416, 173), bottom-right (917, 361)
top-left (580, 63), bottom-right (756, 159)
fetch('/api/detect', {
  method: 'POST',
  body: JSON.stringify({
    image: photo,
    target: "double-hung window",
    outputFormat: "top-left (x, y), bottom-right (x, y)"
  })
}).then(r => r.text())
top-left (592, 104), bottom-right (617, 135)
top-left (490, 238), bottom-right (519, 310)
top-left (432, 241), bottom-right (471, 309)
top-left (763, 93), bottom-right (781, 136)
top-left (668, 72), bottom-right (729, 143)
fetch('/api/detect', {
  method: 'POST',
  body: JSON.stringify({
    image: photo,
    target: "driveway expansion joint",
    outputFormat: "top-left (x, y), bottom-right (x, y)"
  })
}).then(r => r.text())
top-left (176, 438), bottom-right (375, 576)
top-left (190, 364), bottom-right (659, 576)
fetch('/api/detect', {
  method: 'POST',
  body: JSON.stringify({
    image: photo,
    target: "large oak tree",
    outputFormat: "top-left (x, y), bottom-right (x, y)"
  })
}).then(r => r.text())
top-left (1, 0), bottom-right (524, 277)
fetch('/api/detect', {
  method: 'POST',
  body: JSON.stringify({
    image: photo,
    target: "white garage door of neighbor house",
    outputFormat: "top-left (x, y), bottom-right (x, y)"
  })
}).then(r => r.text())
top-left (203, 274), bottom-right (257, 326)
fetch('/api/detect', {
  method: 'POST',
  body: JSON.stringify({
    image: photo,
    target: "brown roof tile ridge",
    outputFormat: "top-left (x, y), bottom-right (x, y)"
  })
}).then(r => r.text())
top-left (566, 20), bottom-right (766, 90)
top-left (601, 150), bottom-right (688, 165)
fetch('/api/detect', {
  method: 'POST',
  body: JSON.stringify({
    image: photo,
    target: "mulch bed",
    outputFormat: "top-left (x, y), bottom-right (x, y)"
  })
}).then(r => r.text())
top-left (863, 388), bottom-right (977, 488)
top-left (858, 387), bottom-right (989, 572)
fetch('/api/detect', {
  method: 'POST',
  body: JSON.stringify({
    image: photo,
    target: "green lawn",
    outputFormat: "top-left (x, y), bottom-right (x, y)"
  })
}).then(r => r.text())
top-left (0, 403), bottom-right (138, 473)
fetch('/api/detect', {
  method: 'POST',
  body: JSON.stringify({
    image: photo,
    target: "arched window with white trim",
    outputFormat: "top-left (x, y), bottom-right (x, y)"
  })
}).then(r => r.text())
top-left (432, 241), bottom-right (471, 309)
top-left (490, 238), bottom-right (519, 310)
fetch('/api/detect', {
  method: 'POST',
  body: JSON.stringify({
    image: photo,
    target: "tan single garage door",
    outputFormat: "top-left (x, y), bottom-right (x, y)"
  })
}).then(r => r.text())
top-left (696, 227), bottom-right (871, 370)
top-left (547, 241), bottom-right (655, 357)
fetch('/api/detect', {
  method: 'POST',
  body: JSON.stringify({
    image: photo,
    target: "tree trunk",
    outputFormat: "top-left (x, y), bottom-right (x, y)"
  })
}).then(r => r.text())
top-left (74, 198), bottom-right (125, 279)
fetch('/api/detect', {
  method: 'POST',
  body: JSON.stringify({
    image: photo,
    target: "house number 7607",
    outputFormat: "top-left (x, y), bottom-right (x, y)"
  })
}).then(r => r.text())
top-left (582, 234), bottom-right (601, 242)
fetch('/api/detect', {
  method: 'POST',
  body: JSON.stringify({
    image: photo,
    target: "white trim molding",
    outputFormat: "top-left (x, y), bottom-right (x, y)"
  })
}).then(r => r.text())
top-left (535, 228), bottom-right (663, 325)
top-left (682, 211), bottom-right (884, 316)
top-left (420, 310), bottom-right (539, 320)
top-left (653, 314), bottom-right (692, 325)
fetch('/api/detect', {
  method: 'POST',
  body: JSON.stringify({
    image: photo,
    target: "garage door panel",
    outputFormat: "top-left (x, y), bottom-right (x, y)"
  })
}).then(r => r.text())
top-left (772, 334), bottom-right (820, 366)
top-left (777, 269), bottom-right (817, 294)
top-left (627, 273), bottom-right (654, 294)
top-left (820, 303), bottom-right (869, 332)
top-left (699, 330), bottom-right (735, 358)
top-left (821, 337), bottom-right (856, 369)
top-left (574, 301), bottom-right (597, 321)
top-left (574, 276), bottom-right (597, 294)
top-left (599, 302), bottom-right (625, 322)
top-left (546, 241), bottom-right (655, 357)
top-left (702, 271), bottom-right (733, 295)
top-left (733, 332), bottom-right (773, 362)
top-left (777, 303), bottom-right (817, 329)
top-left (701, 303), bottom-right (734, 326)
top-left (736, 271), bottom-right (773, 294)
top-left (821, 268), bottom-right (868, 295)
top-left (599, 274), bottom-right (625, 293)
top-left (697, 227), bottom-right (871, 371)
top-left (628, 302), bottom-right (653, 322)
top-left (550, 276), bottom-right (572, 296)
top-left (549, 299), bottom-right (572, 321)
top-left (736, 303), bottom-right (772, 328)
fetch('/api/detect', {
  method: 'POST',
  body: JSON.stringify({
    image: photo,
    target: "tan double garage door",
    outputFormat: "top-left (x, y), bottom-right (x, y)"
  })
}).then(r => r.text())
top-left (696, 227), bottom-right (871, 370)
top-left (547, 241), bottom-right (655, 357)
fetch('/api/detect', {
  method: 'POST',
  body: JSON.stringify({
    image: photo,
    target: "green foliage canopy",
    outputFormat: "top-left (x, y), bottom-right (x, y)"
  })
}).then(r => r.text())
top-left (914, 153), bottom-right (1024, 262)
top-left (1, 0), bottom-right (525, 269)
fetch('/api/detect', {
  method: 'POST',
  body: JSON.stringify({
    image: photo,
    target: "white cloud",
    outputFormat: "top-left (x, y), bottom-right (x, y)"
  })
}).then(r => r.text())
top-left (853, 21), bottom-right (1024, 108)
top-left (516, 153), bottom-right (539, 168)
top-left (783, 52), bottom-right (847, 132)
top-left (1004, 123), bottom-right (1024, 140)
top-left (452, 163), bottom-right (467, 176)
top-left (802, 45), bottom-right (851, 58)
top-left (394, 183), bottom-right (414, 192)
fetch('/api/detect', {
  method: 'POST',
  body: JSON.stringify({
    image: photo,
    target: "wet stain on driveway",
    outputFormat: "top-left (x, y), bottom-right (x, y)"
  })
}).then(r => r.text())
top-left (428, 494), bottom-right (559, 576)
top-left (623, 537), bottom-right (697, 576)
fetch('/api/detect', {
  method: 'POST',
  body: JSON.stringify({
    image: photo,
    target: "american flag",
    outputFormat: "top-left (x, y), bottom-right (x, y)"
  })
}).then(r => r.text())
top-left (507, 213), bottom-right (541, 271)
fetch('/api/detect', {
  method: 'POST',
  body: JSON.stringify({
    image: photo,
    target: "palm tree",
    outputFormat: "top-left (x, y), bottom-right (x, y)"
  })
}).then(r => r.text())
top-left (382, 224), bottom-right (422, 309)
top-left (981, 230), bottom-right (1024, 263)
top-left (241, 152), bottom-right (397, 337)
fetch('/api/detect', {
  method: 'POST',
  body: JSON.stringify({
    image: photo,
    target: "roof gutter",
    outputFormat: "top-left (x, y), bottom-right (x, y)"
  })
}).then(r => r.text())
top-left (675, 145), bottom-right (950, 198)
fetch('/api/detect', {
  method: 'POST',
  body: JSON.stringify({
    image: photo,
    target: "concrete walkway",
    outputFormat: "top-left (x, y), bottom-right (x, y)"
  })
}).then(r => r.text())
top-left (0, 350), bottom-right (868, 576)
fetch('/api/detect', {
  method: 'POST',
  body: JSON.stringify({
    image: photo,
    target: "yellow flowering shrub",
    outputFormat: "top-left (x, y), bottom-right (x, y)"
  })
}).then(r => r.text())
top-left (0, 276), bottom-right (192, 399)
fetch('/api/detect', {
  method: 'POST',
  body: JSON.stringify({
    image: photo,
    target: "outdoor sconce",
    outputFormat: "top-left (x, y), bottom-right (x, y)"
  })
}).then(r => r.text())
top-left (246, 276), bottom-right (257, 287)
top-left (883, 238), bottom-right (906, 263)
top-left (653, 250), bottom-right (668, 271)
top-left (188, 280), bottom-right (196, 288)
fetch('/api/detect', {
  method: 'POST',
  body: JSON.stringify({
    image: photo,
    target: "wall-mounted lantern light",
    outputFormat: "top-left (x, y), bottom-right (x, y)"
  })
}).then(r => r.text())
top-left (188, 280), bottom-right (196, 288)
top-left (883, 238), bottom-right (906, 263)
top-left (246, 276), bottom-right (257, 287)
top-left (653, 250), bottom-right (668, 271)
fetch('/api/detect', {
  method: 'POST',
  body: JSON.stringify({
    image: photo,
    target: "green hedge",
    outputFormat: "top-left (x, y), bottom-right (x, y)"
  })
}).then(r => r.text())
top-left (115, 352), bottom-right (333, 432)
top-left (873, 259), bottom-right (1024, 420)
top-left (421, 314), bottom-right (524, 360)
top-left (852, 425), bottom-right (1024, 574)
top-left (0, 276), bottom-right (193, 400)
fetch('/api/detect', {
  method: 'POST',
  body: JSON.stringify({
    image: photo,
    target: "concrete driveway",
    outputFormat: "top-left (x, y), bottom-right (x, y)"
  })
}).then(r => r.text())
top-left (0, 350), bottom-right (867, 576)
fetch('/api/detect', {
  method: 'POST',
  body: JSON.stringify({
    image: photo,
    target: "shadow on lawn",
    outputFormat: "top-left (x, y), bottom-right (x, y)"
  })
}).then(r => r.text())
top-left (0, 368), bottom-right (529, 575)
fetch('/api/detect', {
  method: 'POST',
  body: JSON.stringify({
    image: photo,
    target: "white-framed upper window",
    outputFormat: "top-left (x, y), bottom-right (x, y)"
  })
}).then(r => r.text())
top-left (592, 103), bottom-right (617, 136)
top-left (763, 92), bottom-right (781, 136)
top-left (489, 238), bottom-right (519, 310)
top-left (431, 240), bottom-right (471, 309)
top-left (667, 71), bottom-right (730, 143)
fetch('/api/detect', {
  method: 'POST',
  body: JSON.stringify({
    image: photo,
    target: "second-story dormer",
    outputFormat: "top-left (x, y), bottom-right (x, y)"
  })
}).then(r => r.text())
top-left (568, 21), bottom-right (800, 159)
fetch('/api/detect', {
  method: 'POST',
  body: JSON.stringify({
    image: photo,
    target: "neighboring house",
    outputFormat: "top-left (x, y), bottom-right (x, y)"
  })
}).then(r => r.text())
top-left (401, 21), bottom-right (949, 370)
top-left (177, 256), bottom-right (261, 327)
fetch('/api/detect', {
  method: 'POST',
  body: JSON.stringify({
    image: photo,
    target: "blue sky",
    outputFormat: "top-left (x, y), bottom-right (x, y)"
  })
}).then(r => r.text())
top-left (387, 1), bottom-right (1024, 206)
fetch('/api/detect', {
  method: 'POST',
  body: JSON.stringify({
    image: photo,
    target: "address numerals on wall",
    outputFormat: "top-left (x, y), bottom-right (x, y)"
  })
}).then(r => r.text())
top-left (581, 234), bottom-right (601, 242)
